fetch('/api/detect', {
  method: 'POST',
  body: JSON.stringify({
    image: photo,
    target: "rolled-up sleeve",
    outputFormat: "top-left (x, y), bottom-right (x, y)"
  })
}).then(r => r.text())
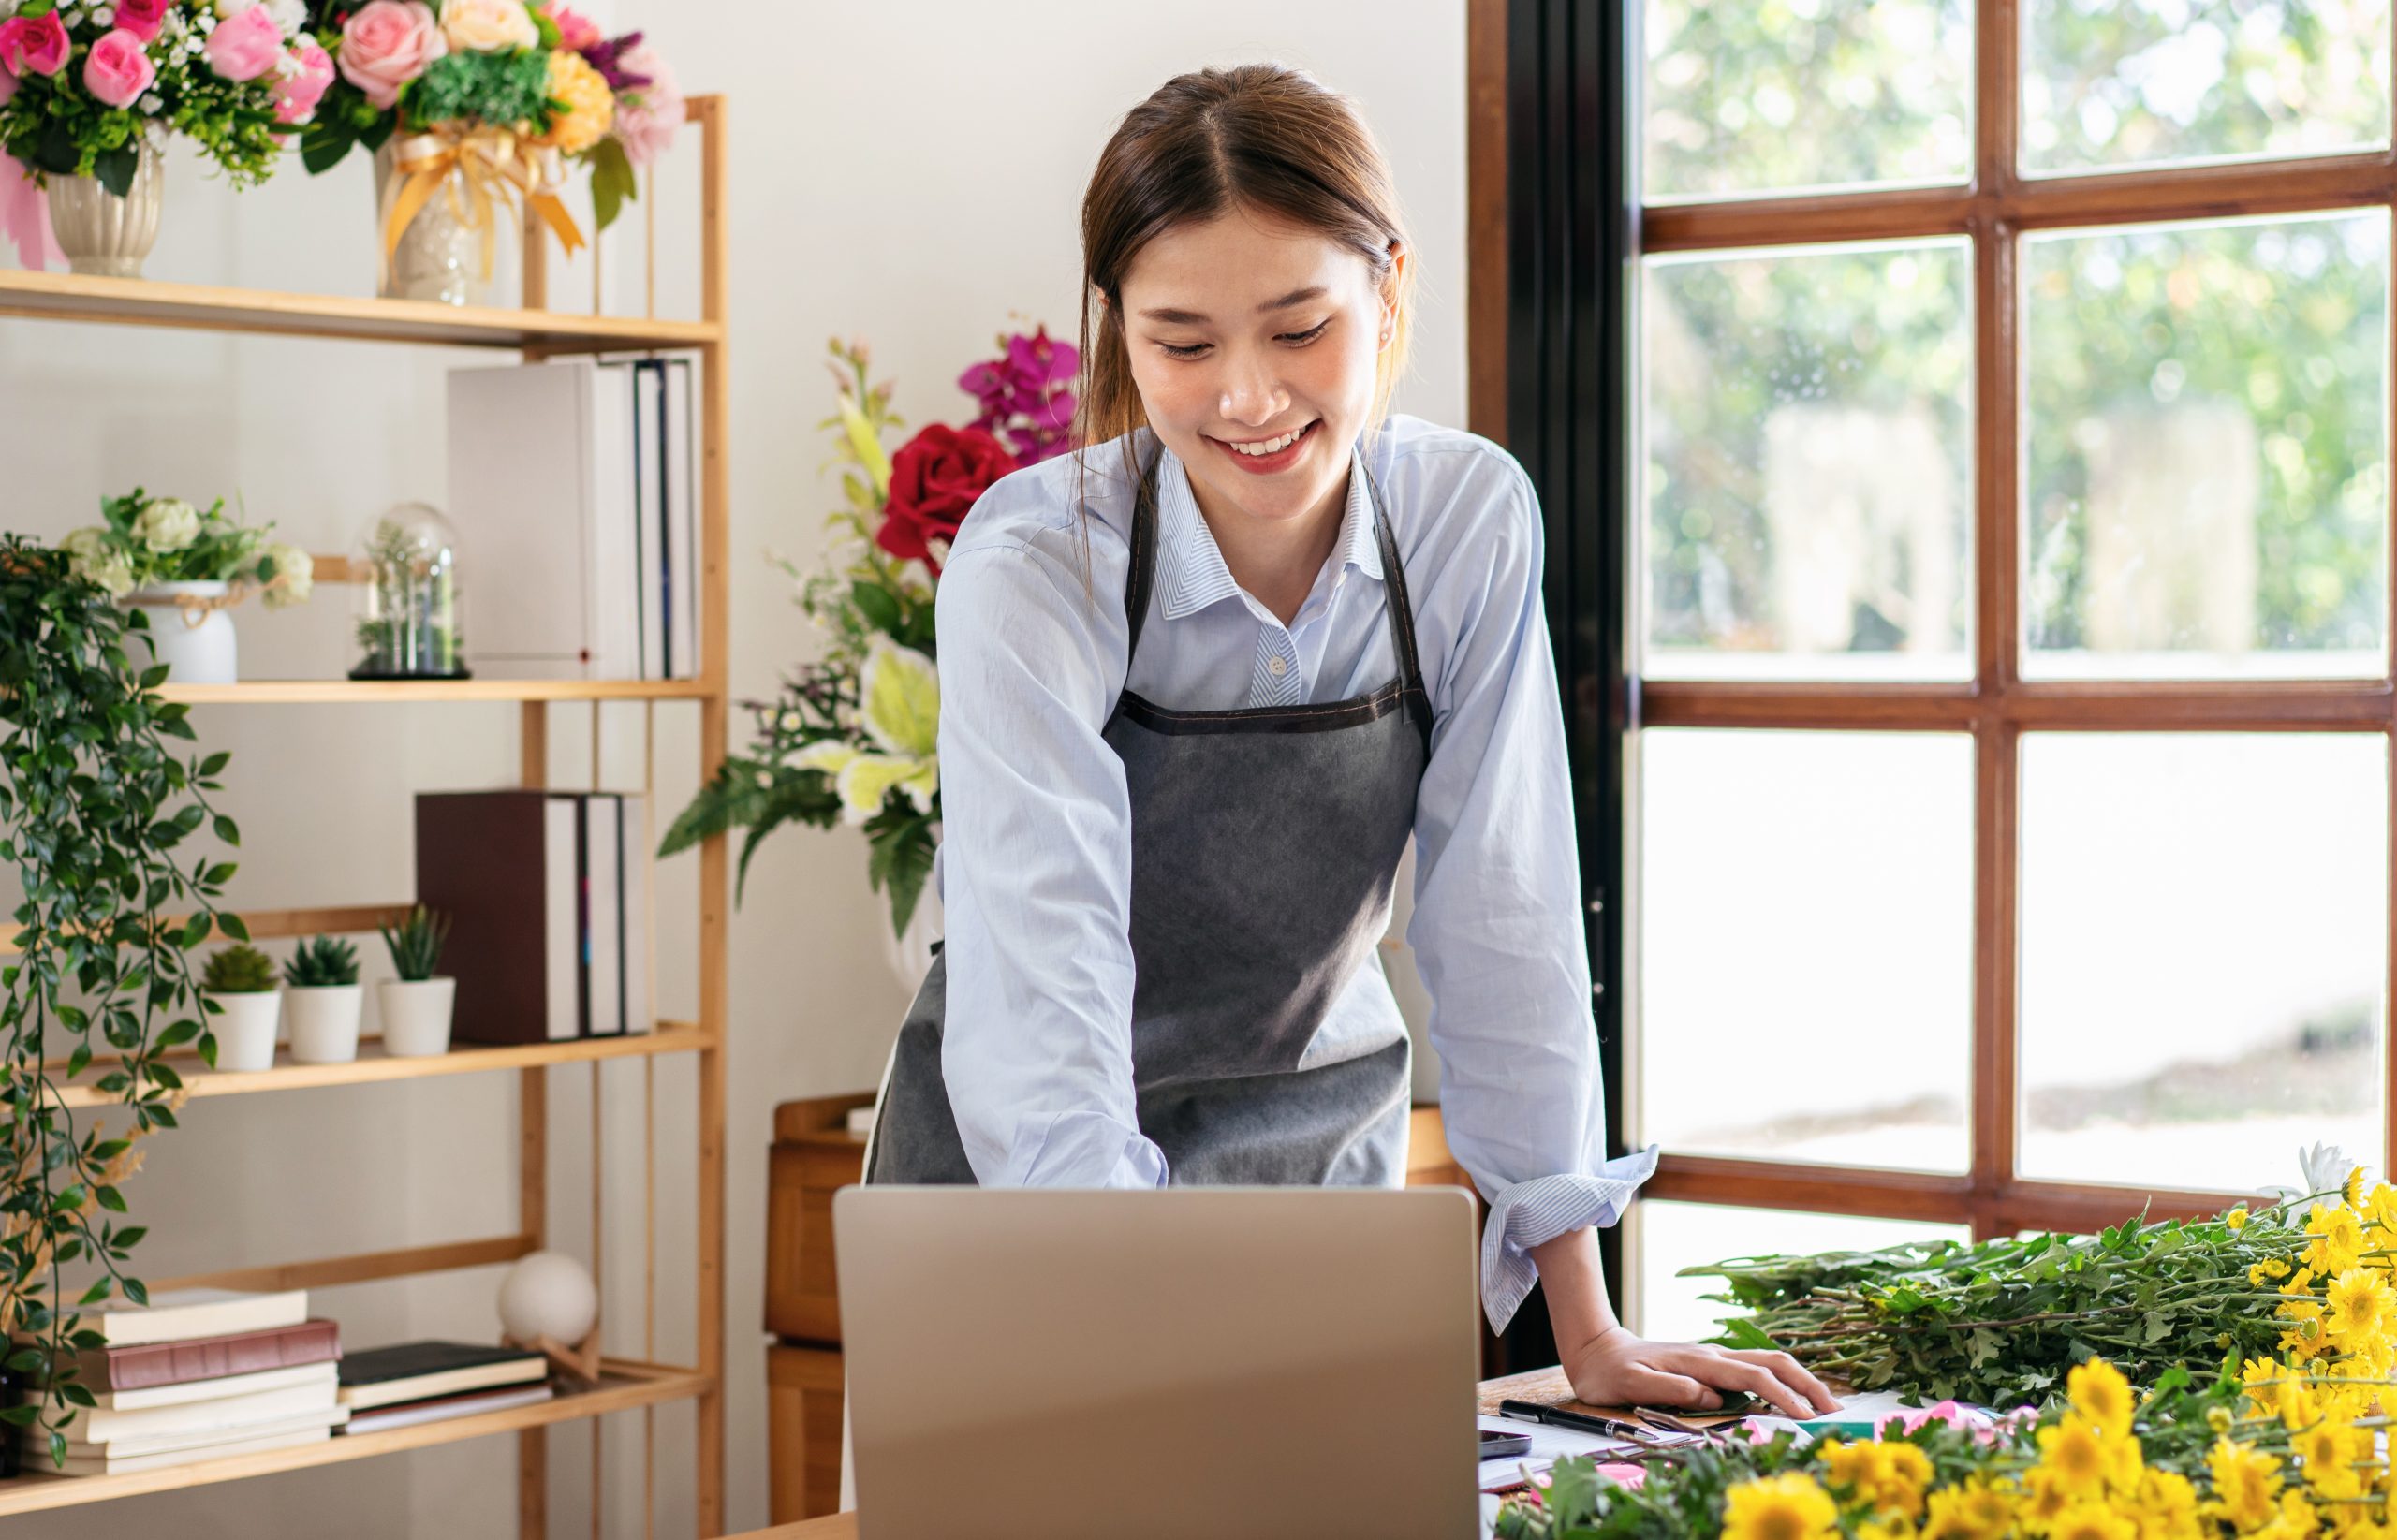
top-left (1404, 462), bottom-right (1657, 1334)
top-left (934, 538), bottom-right (1167, 1191)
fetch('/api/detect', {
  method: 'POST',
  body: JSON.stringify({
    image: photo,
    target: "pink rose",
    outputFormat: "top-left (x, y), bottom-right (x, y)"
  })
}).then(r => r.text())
top-left (273, 36), bottom-right (334, 125)
top-left (338, 0), bottom-right (444, 111)
top-left (541, 4), bottom-right (602, 51)
top-left (82, 27), bottom-right (155, 109)
top-left (610, 43), bottom-right (682, 167)
top-left (204, 4), bottom-right (284, 82)
top-left (114, 0), bottom-right (171, 44)
top-left (0, 12), bottom-right (69, 77)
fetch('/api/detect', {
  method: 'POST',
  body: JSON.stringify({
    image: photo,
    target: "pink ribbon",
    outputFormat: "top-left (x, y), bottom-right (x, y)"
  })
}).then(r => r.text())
top-left (2, 153), bottom-right (63, 271)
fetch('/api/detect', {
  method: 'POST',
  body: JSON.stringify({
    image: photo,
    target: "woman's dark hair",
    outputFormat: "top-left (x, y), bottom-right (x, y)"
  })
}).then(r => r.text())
top-left (1071, 64), bottom-right (1416, 561)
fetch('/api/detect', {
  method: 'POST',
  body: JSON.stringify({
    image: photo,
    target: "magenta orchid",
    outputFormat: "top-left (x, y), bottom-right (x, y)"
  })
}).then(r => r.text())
top-left (957, 325), bottom-right (1079, 467)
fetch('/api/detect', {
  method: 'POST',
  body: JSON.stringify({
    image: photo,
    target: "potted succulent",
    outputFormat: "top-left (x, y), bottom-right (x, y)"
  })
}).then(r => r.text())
top-left (201, 944), bottom-right (281, 1073)
top-left (282, 935), bottom-right (363, 1065)
top-left (377, 904), bottom-right (454, 1057)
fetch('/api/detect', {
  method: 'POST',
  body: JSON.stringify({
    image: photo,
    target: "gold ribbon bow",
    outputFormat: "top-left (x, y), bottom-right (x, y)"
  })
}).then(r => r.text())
top-left (380, 124), bottom-right (587, 287)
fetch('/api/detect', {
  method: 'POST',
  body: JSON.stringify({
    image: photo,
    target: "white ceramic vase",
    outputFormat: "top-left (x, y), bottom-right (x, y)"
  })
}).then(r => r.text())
top-left (124, 580), bottom-right (238, 684)
top-left (287, 984), bottom-right (364, 1064)
top-left (379, 976), bottom-right (456, 1057)
top-left (210, 990), bottom-right (283, 1073)
top-left (47, 136), bottom-right (164, 279)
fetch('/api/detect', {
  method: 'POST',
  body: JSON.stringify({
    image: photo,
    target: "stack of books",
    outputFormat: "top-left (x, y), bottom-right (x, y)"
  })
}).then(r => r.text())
top-left (336, 1342), bottom-right (552, 1434)
top-left (24, 1288), bottom-right (345, 1476)
top-left (416, 788), bottom-right (655, 1045)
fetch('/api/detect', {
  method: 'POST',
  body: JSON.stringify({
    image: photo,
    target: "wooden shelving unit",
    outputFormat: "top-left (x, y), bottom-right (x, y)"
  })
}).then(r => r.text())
top-left (3, 95), bottom-right (734, 1535)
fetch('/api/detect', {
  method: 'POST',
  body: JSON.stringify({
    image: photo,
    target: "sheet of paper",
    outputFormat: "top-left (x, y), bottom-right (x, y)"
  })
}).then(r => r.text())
top-left (1738, 1388), bottom-right (1991, 1445)
top-left (1476, 1413), bottom-right (1645, 1493)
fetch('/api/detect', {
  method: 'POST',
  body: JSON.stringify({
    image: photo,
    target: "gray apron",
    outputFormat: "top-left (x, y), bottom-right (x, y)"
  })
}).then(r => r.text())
top-left (865, 446), bottom-right (1430, 1188)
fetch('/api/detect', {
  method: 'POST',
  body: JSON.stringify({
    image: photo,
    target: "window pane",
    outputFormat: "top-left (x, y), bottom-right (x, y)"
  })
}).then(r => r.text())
top-left (1643, 242), bottom-right (1973, 681)
top-left (2018, 734), bottom-right (2386, 1191)
top-left (2022, 0), bottom-right (2392, 177)
top-left (2022, 213), bottom-right (2390, 679)
top-left (1644, 0), bottom-right (1972, 201)
top-left (1635, 1201), bottom-right (1969, 1343)
top-left (1640, 730), bottom-right (1973, 1172)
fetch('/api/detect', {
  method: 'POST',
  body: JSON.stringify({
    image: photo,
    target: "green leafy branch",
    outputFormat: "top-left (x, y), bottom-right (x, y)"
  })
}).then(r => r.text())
top-left (0, 538), bottom-right (241, 1469)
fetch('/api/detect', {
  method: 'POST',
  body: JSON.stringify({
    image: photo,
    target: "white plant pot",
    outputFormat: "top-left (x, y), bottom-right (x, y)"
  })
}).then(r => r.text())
top-left (379, 976), bottom-right (456, 1057)
top-left (210, 990), bottom-right (283, 1073)
top-left (124, 581), bottom-right (238, 685)
top-left (287, 984), bottom-right (364, 1064)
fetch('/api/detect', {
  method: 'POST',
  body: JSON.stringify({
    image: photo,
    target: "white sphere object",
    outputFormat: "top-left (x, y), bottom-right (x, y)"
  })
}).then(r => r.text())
top-left (497, 1251), bottom-right (598, 1344)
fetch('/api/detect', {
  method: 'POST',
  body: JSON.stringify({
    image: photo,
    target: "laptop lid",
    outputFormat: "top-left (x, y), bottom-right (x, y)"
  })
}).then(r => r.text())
top-left (836, 1186), bottom-right (1480, 1540)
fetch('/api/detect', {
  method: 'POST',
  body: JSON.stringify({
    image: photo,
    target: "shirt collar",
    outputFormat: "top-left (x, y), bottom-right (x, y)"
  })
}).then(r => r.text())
top-left (1153, 437), bottom-right (1383, 622)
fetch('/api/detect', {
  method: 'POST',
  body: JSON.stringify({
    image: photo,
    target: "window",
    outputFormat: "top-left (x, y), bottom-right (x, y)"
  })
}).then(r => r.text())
top-left (1625, 0), bottom-right (2396, 1329)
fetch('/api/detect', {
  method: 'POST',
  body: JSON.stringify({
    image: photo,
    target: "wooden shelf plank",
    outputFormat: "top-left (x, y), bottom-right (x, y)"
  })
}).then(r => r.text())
top-left (44, 1022), bottom-right (712, 1107)
top-left (0, 1361), bottom-right (710, 1516)
top-left (159, 677), bottom-right (714, 705)
top-left (0, 268), bottom-right (720, 352)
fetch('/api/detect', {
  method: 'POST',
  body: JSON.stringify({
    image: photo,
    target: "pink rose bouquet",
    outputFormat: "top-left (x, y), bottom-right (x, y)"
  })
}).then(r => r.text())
top-left (0, 0), bottom-right (320, 257)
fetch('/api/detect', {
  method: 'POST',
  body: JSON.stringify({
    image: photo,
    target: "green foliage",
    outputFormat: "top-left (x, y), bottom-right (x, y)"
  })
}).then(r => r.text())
top-left (0, 535), bottom-right (235, 1468)
top-left (406, 50), bottom-right (555, 135)
top-left (376, 906), bottom-right (450, 983)
top-left (661, 340), bottom-right (941, 940)
top-left (200, 944), bottom-right (274, 995)
top-left (58, 489), bottom-right (282, 601)
top-left (589, 135), bottom-right (637, 232)
top-left (281, 936), bottom-right (359, 990)
top-left (1680, 1200), bottom-right (2309, 1409)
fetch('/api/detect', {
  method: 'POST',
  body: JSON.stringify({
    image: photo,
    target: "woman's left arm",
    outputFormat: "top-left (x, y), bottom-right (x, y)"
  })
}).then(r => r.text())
top-left (1405, 454), bottom-right (1834, 1417)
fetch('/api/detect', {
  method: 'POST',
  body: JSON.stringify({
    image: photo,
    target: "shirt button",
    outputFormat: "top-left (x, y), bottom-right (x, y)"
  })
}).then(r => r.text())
top-left (1267, 655), bottom-right (1288, 677)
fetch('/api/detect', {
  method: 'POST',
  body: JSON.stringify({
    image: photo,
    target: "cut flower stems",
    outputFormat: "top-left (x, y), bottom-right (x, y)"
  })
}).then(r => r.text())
top-left (1498, 1162), bottom-right (2397, 1537)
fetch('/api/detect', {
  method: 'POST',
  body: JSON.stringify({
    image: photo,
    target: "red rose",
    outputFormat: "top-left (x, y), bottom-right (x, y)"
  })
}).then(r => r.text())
top-left (876, 423), bottom-right (1016, 574)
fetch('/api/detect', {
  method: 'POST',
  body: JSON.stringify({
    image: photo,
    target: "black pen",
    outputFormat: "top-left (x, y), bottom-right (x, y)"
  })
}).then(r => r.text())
top-left (1496, 1399), bottom-right (1657, 1442)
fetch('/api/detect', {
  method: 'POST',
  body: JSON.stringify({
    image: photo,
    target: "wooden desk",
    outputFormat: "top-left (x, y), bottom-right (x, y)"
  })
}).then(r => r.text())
top-left (734, 1369), bottom-right (1584, 1539)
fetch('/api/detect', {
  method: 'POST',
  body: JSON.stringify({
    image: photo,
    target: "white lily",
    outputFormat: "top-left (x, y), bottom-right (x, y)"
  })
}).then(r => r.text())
top-left (795, 639), bottom-right (937, 823)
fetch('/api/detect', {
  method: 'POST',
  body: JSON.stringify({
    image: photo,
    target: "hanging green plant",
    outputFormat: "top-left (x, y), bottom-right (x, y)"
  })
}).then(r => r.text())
top-left (0, 535), bottom-right (242, 1471)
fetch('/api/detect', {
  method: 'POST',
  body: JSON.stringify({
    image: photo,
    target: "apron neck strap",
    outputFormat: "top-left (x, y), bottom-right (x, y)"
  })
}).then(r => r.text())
top-left (1123, 440), bottom-right (1427, 700)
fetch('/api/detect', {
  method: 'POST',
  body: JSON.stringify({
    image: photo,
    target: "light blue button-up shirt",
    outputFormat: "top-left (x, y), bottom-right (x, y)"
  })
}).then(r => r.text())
top-left (930, 414), bottom-right (1659, 1332)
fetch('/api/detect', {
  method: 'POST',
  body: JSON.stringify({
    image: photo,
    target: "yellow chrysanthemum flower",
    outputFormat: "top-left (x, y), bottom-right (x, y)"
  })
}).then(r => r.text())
top-left (2328, 1268), bottom-right (2393, 1348)
top-left (2252, 1487), bottom-right (2323, 1540)
top-left (1919, 1475), bottom-right (2016, 1540)
top-left (536, 49), bottom-right (616, 156)
top-left (2228, 1204), bottom-right (2252, 1231)
top-left (2205, 1437), bottom-right (2287, 1531)
top-left (2069, 1358), bottom-right (2137, 1438)
top-left (2016, 1467), bottom-right (2074, 1531)
top-left (2047, 1500), bottom-right (2139, 1540)
top-left (2037, 1414), bottom-right (2127, 1500)
top-left (2134, 1467), bottom-right (2200, 1540)
top-left (2348, 1166), bottom-right (2370, 1210)
top-left (2309, 1205), bottom-right (2367, 1275)
top-left (2297, 1418), bottom-right (2365, 1499)
top-left (1721, 1472), bottom-right (1841, 1540)
top-left (2365, 1182), bottom-right (2397, 1239)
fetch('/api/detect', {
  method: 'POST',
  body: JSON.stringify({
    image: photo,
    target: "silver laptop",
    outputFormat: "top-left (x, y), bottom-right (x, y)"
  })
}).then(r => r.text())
top-left (836, 1186), bottom-right (1480, 1540)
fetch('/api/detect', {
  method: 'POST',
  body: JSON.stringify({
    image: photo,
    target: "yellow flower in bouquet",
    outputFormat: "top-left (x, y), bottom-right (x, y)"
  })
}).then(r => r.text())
top-left (2308, 1204), bottom-right (2367, 1275)
top-left (2037, 1413), bottom-right (2140, 1500)
top-left (1818, 1439), bottom-right (1931, 1523)
top-left (537, 50), bottom-right (616, 156)
top-left (2294, 1416), bottom-right (2365, 1500)
top-left (2327, 1268), bottom-right (2395, 1358)
top-left (2069, 1357), bottom-right (2137, 1438)
top-left (2206, 1437), bottom-right (2287, 1531)
top-left (2046, 1501), bottom-right (2139, 1540)
top-left (1720, 1472), bottom-right (1840, 1540)
top-left (2133, 1467), bottom-right (2202, 1540)
top-left (1920, 1476), bottom-right (2015, 1540)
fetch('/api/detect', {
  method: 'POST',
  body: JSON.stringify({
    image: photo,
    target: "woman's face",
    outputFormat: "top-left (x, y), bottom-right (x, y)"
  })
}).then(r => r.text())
top-left (1114, 206), bottom-right (1398, 536)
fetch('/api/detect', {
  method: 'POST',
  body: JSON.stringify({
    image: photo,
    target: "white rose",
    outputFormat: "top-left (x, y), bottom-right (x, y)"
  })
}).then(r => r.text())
top-left (60, 526), bottom-right (111, 564)
top-left (441, 0), bottom-right (537, 53)
top-left (258, 542), bottom-right (313, 609)
top-left (85, 551), bottom-right (138, 598)
top-left (131, 498), bottom-right (201, 554)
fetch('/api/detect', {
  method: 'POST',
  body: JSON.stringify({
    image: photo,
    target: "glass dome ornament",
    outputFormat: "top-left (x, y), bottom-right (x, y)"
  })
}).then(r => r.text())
top-left (349, 502), bottom-right (471, 680)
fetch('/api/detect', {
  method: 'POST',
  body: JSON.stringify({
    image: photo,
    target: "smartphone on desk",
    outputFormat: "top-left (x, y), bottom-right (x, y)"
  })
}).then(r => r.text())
top-left (1478, 1429), bottom-right (1533, 1460)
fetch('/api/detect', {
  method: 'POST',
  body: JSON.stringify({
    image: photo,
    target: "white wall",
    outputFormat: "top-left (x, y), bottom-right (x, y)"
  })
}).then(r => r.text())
top-left (3, 2), bottom-right (1465, 1535)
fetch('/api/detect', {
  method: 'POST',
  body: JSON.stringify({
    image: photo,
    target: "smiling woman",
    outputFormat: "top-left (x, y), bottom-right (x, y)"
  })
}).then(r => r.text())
top-left (854, 60), bottom-right (1835, 1434)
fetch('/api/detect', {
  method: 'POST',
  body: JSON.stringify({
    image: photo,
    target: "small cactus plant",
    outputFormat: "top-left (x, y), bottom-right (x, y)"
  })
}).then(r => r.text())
top-left (283, 935), bottom-right (360, 989)
top-left (379, 905), bottom-right (451, 982)
top-left (200, 943), bottom-right (276, 995)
